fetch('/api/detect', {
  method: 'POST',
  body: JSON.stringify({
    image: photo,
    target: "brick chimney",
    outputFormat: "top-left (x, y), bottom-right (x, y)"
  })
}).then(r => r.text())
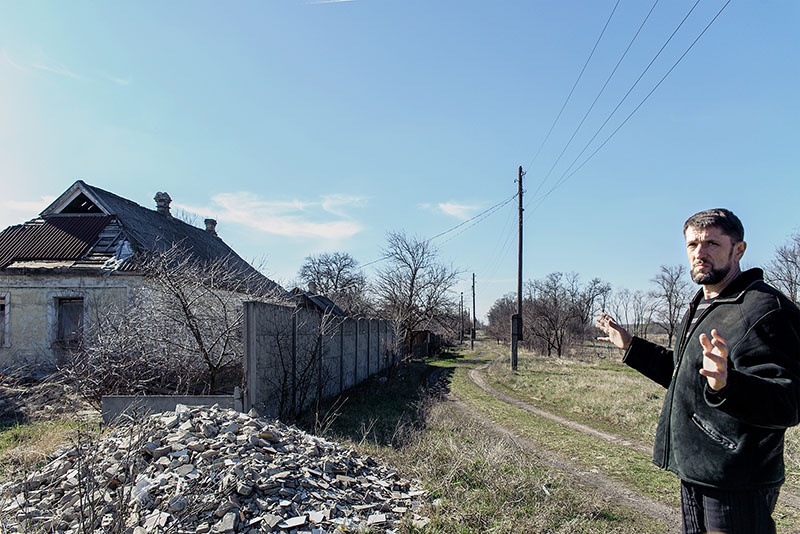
top-left (204, 218), bottom-right (218, 237)
top-left (154, 192), bottom-right (172, 218)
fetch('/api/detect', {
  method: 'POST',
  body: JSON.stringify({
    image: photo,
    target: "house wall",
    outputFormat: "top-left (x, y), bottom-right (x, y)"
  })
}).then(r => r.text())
top-left (0, 273), bottom-right (137, 369)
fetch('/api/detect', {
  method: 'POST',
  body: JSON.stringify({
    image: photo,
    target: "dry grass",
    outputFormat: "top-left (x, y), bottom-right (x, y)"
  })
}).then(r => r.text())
top-left (0, 419), bottom-right (86, 476)
top-left (364, 393), bottom-right (669, 533)
top-left (306, 354), bottom-right (670, 533)
top-left (481, 343), bottom-right (800, 495)
top-left (484, 347), bottom-right (663, 445)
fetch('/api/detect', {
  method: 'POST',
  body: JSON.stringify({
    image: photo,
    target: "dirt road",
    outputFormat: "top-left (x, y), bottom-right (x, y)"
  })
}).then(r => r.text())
top-left (452, 362), bottom-right (682, 532)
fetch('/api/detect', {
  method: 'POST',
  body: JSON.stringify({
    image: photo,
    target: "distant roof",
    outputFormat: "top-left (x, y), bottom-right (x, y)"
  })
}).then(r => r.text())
top-left (0, 180), bottom-right (285, 295)
top-left (290, 287), bottom-right (348, 317)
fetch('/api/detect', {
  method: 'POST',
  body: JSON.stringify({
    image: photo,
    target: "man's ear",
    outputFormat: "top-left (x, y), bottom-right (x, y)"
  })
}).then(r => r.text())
top-left (734, 240), bottom-right (747, 262)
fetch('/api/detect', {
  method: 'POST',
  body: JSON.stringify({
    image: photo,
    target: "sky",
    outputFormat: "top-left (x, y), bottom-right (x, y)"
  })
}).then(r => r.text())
top-left (1, 1), bottom-right (798, 321)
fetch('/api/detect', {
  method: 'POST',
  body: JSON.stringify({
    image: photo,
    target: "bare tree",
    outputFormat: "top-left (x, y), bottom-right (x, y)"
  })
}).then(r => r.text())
top-left (523, 273), bottom-right (582, 357)
top-left (651, 264), bottom-right (693, 347)
top-left (372, 232), bottom-right (460, 358)
top-left (486, 293), bottom-right (516, 343)
top-left (608, 287), bottom-right (657, 339)
top-left (297, 252), bottom-right (372, 315)
top-left (566, 274), bottom-right (611, 338)
top-left (766, 232), bottom-right (800, 305)
top-left (63, 244), bottom-right (285, 403)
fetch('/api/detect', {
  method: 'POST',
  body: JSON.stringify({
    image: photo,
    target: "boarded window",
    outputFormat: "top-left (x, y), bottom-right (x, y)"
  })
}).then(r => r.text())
top-left (56, 297), bottom-right (84, 347)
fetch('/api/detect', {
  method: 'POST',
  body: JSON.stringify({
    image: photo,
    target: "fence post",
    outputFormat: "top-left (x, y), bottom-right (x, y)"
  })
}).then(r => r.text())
top-left (291, 311), bottom-right (297, 417)
top-left (242, 301), bottom-right (255, 413)
top-left (339, 320), bottom-right (344, 394)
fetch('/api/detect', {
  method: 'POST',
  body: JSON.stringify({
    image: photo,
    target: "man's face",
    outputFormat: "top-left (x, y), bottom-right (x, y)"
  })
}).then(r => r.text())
top-left (685, 226), bottom-right (745, 286)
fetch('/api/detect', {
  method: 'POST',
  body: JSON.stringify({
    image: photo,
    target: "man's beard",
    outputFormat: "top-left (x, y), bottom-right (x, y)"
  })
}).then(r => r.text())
top-left (691, 263), bottom-right (731, 285)
top-left (691, 248), bottom-right (734, 285)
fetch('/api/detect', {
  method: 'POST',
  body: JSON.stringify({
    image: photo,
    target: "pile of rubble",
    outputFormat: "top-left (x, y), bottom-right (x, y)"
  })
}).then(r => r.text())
top-left (1, 404), bottom-right (430, 533)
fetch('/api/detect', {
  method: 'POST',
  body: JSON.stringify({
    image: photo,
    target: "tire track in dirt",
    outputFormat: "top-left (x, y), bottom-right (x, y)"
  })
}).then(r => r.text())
top-left (458, 360), bottom-right (800, 529)
top-left (450, 364), bottom-right (682, 531)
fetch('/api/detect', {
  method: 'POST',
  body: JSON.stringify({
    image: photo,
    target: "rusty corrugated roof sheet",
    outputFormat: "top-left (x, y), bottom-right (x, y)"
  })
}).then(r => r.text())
top-left (0, 215), bottom-right (111, 269)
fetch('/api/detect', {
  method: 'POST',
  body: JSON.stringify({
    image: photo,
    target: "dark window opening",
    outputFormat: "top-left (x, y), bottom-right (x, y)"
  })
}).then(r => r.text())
top-left (61, 193), bottom-right (102, 214)
top-left (56, 297), bottom-right (84, 347)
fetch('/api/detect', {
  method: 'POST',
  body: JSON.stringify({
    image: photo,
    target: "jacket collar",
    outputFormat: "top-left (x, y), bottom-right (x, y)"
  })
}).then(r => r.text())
top-left (690, 267), bottom-right (764, 306)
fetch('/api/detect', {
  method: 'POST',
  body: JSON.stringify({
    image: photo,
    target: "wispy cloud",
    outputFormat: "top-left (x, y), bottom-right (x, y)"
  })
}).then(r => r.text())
top-left (31, 62), bottom-right (83, 80)
top-left (0, 197), bottom-right (56, 221)
top-left (420, 201), bottom-right (481, 221)
top-left (1, 49), bottom-right (26, 71)
top-left (178, 192), bottom-right (367, 240)
top-left (108, 75), bottom-right (132, 86)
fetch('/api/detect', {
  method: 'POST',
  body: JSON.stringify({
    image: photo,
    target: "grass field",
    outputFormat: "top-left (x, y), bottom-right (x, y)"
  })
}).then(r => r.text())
top-left (300, 338), bottom-right (800, 532)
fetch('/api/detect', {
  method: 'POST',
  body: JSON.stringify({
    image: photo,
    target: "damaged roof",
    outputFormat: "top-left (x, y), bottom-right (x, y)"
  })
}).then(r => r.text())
top-left (0, 180), bottom-right (284, 294)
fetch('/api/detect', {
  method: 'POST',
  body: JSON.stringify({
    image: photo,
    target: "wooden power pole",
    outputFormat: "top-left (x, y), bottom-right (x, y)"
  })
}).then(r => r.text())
top-left (511, 166), bottom-right (524, 371)
top-left (460, 291), bottom-right (464, 344)
top-left (471, 273), bottom-right (476, 350)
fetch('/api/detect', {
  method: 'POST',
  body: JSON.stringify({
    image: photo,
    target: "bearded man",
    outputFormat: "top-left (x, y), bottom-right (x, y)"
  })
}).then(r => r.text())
top-left (596, 208), bottom-right (800, 534)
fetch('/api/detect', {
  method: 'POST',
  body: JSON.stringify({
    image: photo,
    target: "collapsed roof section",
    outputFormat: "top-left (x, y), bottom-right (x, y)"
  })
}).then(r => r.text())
top-left (0, 180), bottom-right (285, 296)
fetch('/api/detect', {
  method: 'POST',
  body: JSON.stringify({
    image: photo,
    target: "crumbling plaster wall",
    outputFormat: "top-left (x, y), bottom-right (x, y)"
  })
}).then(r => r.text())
top-left (0, 273), bottom-right (136, 369)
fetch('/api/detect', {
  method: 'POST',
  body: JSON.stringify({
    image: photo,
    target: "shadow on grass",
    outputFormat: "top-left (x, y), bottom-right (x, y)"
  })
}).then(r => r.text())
top-left (296, 359), bottom-right (455, 447)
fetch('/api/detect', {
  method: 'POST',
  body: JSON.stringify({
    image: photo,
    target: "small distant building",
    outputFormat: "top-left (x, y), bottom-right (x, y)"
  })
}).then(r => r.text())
top-left (291, 286), bottom-right (348, 318)
top-left (0, 180), bottom-right (282, 370)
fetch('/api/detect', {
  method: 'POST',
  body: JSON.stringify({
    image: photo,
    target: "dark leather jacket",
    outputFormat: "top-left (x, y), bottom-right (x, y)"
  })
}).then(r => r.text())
top-left (624, 268), bottom-right (800, 489)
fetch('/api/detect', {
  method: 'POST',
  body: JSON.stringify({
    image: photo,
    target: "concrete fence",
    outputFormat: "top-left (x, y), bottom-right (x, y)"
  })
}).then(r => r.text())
top-left (243, 301), bottom-right (396, 419)
top-left (101, 387), bottom-right (243, 423)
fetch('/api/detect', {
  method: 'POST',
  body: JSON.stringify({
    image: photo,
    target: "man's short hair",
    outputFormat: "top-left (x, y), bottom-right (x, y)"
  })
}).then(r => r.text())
top-left (683, 208), bottom-right (745, 243)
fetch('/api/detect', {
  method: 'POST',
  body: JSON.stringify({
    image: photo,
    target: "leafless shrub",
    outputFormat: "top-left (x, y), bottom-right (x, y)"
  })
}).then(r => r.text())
top-left (60, 244), bottom-right (286, 404)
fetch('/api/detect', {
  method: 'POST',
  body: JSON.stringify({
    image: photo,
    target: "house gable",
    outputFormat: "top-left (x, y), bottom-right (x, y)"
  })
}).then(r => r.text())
top-left (41, 180), bottom-right (114, 217)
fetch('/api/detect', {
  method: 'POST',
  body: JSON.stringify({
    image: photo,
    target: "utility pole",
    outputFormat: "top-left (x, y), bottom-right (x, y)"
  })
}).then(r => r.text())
top-left (511, 166), bottom-right (524, 371)
top-left (471, 273), bottom-right (476, 350)
top-left (460, 291), bottom-right (464, 344)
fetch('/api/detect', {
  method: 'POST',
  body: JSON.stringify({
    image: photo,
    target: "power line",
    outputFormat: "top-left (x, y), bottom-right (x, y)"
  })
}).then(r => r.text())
top-left (428, 193), bottom-right (517, 243)
top-left (526, 0), bottom-right (731, 217)
top-left (542, 0), bottom-right (732, 204)
top-left (527, 0), bottom-right (622, 200)
top-left (533, 0), bottom-right (661, 198)
top-left (359, 192), bottom-right (517, 270)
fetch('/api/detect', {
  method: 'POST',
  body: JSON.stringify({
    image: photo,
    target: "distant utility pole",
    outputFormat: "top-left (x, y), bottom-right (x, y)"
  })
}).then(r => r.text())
top-left (471, 273), bottom-right (476, 350)
top-left (460, 291), bottom-right (464, 344)
top-left (511, 166), bottom-right (524, 371)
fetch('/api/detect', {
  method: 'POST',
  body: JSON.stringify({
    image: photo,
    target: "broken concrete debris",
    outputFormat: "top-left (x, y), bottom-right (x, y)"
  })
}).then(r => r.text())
top-left (0, 404), bottom-right (430, 533)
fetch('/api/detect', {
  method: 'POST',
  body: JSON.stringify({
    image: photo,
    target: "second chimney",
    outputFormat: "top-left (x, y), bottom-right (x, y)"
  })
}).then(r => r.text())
top-left (154, 192), bottom-right (172, 218)
top-left (205, 218), bottom-right (218, 237)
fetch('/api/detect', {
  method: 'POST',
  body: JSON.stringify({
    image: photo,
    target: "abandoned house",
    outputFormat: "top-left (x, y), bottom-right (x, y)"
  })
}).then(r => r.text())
top-left (0, 180), bottom-right (284, 371)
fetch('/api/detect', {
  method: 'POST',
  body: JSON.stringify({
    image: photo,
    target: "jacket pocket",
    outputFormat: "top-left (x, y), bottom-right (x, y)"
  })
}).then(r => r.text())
top-left (691, 413), bottom-right (738, 450)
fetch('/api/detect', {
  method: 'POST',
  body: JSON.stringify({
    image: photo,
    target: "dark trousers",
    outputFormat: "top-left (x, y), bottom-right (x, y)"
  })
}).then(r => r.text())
top-left (681, 480), bottom-right (781, 534)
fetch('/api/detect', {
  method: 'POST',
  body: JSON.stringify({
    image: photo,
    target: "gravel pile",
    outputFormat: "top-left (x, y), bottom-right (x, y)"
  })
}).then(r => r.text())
top-left (0, 404), bottom-right (430, 533)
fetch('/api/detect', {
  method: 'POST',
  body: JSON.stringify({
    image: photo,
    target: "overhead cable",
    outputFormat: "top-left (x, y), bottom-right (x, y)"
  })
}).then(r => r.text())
top-left (526, 0), bottom-right (622, 198)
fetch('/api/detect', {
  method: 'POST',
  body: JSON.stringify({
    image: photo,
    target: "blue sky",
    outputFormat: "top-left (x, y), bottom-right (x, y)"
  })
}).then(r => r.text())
top-left (1, 1), bottom-right (798, 320)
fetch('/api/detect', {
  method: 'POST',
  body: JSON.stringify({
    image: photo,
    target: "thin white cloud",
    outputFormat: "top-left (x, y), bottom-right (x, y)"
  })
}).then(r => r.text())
top-left (177, 191), bottom-right (367, 240)
top-left (321, 194), bottom-right (368, 218)
top-left (108, 75), bottom-right (132, 86)
top-left (31, 62), bottom-right (83, 80)
top-left (1, 49), bottom-right (26, 71)
top-left (0, 197), bottom-right (56, 222)
top-left (439, 202), bottom-right (479, 220)
top-left (420, 201), bottom-right (480, 221)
